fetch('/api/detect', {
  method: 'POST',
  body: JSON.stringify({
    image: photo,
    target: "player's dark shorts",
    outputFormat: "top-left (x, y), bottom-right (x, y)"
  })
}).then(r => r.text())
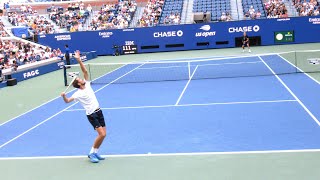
top-left (242, 41), bottom-right (250, 46)
top-left (87, 108), bottom-right (105, 130)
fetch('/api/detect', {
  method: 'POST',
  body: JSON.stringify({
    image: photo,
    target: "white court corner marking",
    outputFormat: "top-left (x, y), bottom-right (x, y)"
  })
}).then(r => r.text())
top-left (258, 56), bottom-right (320, 126)
top-left (277, 54), bottom-right (320, 85)
top-left (175, 65), bottom-right (199, 105)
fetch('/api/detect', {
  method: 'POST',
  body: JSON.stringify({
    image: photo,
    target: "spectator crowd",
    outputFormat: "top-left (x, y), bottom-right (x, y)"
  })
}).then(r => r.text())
top-left (264, 0), bottom-right (288, 18)
top-left (162, 12), bottom-right (181, 25)
top-left (48, 1), bottom-right (92, 32)
top-left (138, 0), bottom-right (164, 27)
top-left (89, 1), bottom-right (137, 30)
top-left (0, 40), bottom-right (64, 72)
top-left (220, 11), bottom-right (233, 21)
top-left (292, 0), bottom-right (319, 16)
top-left (0, 20), bottom-right (9, 37)
top-left (244, 5), bottom-right (262, 19)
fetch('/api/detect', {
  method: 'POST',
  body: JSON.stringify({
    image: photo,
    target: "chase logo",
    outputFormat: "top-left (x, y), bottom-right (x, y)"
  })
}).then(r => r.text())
top-left (153, 30), bottom-right (183, 38)
top-left (199, 25), bottom-right (211, 31)
top-left (228, 25), bottom-right (260, 33)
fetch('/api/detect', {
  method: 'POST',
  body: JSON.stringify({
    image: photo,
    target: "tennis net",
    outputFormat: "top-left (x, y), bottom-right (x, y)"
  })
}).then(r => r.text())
top-left (63, 50), bottom-right (320, 85)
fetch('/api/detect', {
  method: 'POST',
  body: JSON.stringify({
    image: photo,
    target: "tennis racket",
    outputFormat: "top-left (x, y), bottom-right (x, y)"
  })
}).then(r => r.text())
top-left (64, 76), bottom-right (77, 93)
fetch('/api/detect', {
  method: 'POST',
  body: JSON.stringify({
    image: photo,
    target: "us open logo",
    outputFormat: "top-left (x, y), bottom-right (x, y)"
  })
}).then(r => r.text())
top-left (308, 58), bottom-right (320, 65)
top-left (195, 25), bottom-right (216, 37)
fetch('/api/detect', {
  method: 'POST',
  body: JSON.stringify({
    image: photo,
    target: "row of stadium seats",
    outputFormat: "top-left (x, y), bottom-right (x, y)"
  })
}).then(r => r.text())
top-left (193, 0), bottom-right (231, 21)
top-left (242, 0), bottom-right (267, 18)
top-left (159, 0), bottom-right (183, 25)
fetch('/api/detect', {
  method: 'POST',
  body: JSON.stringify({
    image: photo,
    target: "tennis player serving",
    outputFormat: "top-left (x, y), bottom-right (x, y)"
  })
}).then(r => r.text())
top-left (61, 50), bottom-right (106, 163)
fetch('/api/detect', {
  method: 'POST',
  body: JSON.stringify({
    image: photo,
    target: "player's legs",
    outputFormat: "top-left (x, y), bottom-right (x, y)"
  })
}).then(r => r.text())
top-left (247, 42), bottom-right (251, 52)
top-left (91, 126), bottom-right (106, 161)
top-left (93, 109), bottom-right (106, 149)
top-left (87, 110), bottom-right (106, 162)
top-left (93, 126), bottom-right (106, 149)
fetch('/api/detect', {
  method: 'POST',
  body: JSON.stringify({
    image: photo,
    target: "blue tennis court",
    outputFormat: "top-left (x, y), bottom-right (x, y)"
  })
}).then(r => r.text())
top-left (1, 54), bottom-right (320, 158)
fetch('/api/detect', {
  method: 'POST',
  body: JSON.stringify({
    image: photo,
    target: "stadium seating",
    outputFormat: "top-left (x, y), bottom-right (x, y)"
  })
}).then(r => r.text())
top-left (242, 0), bottom-right (267, 19)
top-left (192, 0), bottom-right (231, 21)
top-left (292, 0), bottom-right (320, 16)
top-left (91, 1), bottom-right (137, 30)
top-left (10, 0), bottom-right (54, 3)
top-left (159, 0), bottom-right (183, 25)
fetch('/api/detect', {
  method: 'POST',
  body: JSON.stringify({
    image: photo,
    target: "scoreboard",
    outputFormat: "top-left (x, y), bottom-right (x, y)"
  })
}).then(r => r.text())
top-left (274, 31), bottom-right (294, 43)
top-left (122, 45), bottom-right (138, 54)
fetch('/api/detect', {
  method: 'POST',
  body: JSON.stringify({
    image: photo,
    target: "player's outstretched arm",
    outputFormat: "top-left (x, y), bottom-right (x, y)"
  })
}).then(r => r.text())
top-left (74, 50), bottom-right (89, 81)
top-left (61, 92), bottom-right (74, 103)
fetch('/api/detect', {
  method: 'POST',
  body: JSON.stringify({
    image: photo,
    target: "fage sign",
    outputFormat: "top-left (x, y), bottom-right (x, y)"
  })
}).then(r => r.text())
top-left (23, 70), bottom-right (39, 78)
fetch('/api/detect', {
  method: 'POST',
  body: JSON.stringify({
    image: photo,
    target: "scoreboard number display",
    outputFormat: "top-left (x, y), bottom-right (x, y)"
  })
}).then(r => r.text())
top-left (122, 45), bottom-right (138, 54)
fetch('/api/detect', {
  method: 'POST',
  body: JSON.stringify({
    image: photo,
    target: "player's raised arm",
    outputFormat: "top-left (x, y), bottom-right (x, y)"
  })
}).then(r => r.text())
top-left (74, 50), bottom-right (89, 81)
top-left (60, 92), bottom-right (74, 103)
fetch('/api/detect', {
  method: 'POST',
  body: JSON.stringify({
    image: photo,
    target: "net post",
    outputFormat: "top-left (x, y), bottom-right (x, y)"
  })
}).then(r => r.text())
top-left (63, 65), bottom-right (67, 86)
top-left (188, 61), bottom-right (191, 79)
top-left (88, 64), bottom-right (92, 82)
top-left (295, 51), bottom-right (297, 73)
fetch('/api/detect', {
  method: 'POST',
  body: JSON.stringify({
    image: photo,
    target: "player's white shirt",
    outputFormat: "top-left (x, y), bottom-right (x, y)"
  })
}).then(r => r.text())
top-left (71, 81), bottom-right (99, 115)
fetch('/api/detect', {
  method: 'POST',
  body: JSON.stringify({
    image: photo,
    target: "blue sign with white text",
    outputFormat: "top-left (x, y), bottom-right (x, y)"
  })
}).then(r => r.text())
top-left (37, 16), bottom-right (320, 56)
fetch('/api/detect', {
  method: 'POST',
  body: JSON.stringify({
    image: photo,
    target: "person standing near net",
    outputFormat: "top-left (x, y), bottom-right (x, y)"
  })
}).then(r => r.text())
top-left (65, 44), bottom-right (71, 66)
top-left (60, 50), bottom-right (106, 163)
top-left (242, 32), bottom-right (251, 53)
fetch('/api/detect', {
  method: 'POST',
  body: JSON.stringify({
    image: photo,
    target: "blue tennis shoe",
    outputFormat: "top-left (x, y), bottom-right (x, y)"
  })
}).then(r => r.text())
top-left (88, 153), bottom-right (99, 163)
top-left (94, 153), bottom-right (105, 160)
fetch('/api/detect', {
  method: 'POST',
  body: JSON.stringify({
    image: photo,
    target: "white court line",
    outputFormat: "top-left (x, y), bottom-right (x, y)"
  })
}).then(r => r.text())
top-left (1, 148), bottom-right (320, 160)
top-left (0, 102), bottom-right (79, 149)
top-left (137, 61), bottom-right (262, 70)
top-left (0, 84), bottom-right (80, 126)
top-left (146, 55), bottom-right (235, 62)
top-left (0, 50), bottom-right (292, 126)
top-left (0, 62), bottom-right (126, 127)
top-left (145, 49), bottom-right (319, 63)
top-left (96, 54), bottom-right (262, 66)
top-left (258, 56), bottom-right (320, 126)
top-left (0, 64), bottom-right (145, 149)
top-left (175, 65), bottom-right (199, 105)
top-left (0, 91), bottom-right (76, 127)
top-left (277, 54), bottom-right (320, 85)
top-left (197, 61), bottom-right (262, 67)
top-left (64, 99), bottom-right (297, 111)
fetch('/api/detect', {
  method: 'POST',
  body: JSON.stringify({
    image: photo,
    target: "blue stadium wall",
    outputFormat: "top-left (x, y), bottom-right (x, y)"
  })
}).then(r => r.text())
top-left (37, 16), bottom-right (320, 55)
